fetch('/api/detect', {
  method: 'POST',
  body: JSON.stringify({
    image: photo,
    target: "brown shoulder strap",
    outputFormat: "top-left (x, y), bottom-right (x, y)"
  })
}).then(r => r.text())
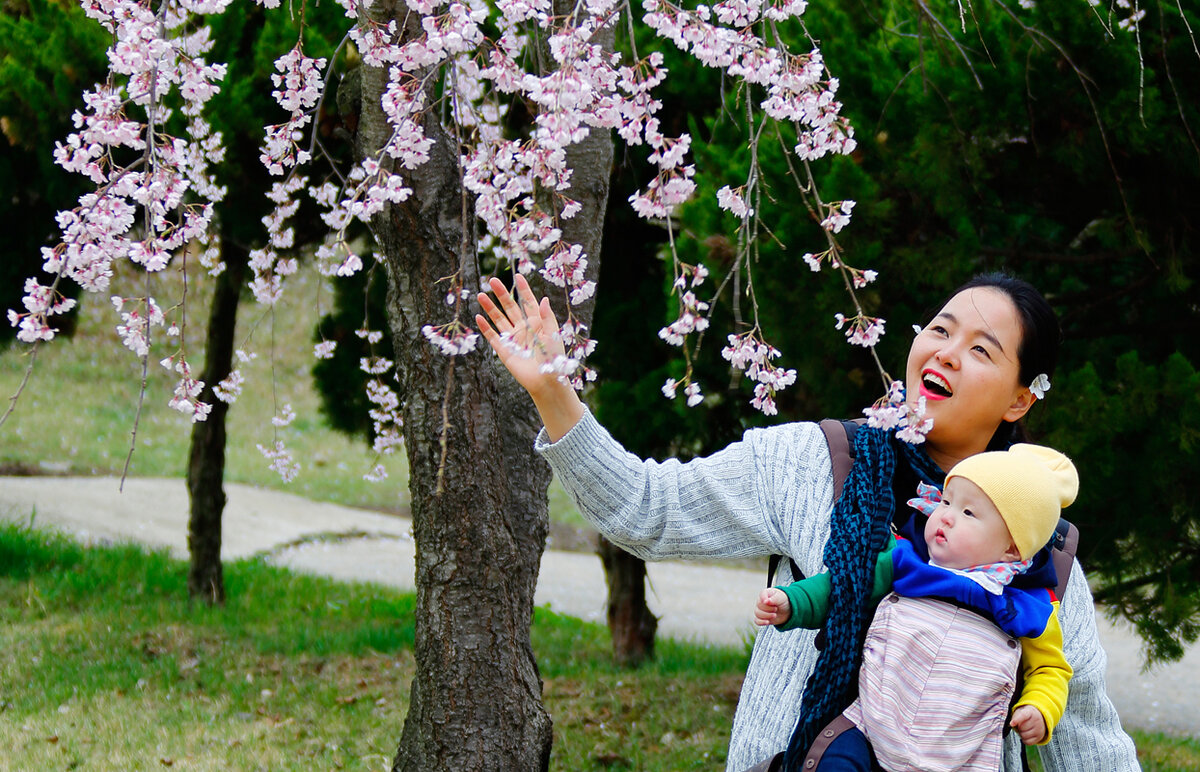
top-left (767, 419), bottom-right (858, 588)
top-left (1051, 520), bottom-right (1079, 600)
top-left (818, 418), bottom-right (856, 502)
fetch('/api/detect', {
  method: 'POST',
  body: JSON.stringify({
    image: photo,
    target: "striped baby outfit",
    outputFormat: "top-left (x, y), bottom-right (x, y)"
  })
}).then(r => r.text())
top-left (844, 593), bottom-right (1020, 771)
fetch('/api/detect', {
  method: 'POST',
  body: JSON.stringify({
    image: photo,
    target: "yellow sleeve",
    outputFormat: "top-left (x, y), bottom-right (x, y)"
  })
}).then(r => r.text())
top-left (1016, 600), bottom-right (1072, 745)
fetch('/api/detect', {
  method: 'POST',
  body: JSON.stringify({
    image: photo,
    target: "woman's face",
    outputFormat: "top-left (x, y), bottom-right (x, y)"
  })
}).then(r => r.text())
top-left (905, 287), bottom-right (1034, 465)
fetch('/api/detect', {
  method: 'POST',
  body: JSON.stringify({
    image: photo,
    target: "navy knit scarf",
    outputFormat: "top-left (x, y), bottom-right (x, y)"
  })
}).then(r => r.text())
top-left (782, 424), bottom-right (944, 770)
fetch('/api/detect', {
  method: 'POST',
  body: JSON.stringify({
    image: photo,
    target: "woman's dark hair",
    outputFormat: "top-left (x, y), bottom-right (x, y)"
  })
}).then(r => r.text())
top-left (936, 272), bottom-right (1061, 448)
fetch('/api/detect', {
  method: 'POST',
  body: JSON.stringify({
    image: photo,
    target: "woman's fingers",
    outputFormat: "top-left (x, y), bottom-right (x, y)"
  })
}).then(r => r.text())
top-left (513, 274), bottom-right (542, 319)
top-left (482, 277), bottom-right (522, 330)
top-left (496, 276), bottom-right (531, 328)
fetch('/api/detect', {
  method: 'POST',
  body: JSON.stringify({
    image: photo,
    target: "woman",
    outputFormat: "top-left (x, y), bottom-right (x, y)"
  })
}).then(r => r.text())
top-left (476, 273), bottom-right (1138, 772)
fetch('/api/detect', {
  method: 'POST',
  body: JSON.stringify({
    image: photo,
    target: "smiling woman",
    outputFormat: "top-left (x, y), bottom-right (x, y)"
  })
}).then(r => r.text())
top-left (905, 279), bottom-right (1053, 472)
top-left (476, 271), bottom-right (1137, 772)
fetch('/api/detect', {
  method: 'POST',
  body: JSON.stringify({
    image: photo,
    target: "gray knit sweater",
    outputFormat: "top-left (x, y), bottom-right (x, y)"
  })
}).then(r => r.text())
top-left (536, 408), bottom-right (1140, 772)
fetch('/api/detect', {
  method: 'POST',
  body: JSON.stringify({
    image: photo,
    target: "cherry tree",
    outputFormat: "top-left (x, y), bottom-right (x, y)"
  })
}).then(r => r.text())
top-left (3, 0), bottom-right (1165, 766)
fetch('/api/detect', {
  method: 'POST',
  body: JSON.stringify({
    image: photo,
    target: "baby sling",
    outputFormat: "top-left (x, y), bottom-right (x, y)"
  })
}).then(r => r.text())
top-left (750, 419), bottom-right (1079, 772)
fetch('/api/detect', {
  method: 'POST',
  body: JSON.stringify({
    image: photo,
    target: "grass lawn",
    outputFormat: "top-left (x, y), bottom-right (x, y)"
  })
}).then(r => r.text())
top-left (0, 523), bottom-right (743, 770)
top-left (3, 523), bottom-right (1197, 770)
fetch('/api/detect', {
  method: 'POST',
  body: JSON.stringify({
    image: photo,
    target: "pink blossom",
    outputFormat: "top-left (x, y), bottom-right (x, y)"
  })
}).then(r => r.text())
top-left (820, 199), bottom-right (856, 234)
top-left (257, 440), bottom-right (300, 482)
top-left (716, 185), bottom-right (753, 219)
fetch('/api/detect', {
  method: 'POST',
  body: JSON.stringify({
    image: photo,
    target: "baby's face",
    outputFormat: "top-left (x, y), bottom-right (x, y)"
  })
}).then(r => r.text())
top-left (923, 477), bottom-right (1019, 570)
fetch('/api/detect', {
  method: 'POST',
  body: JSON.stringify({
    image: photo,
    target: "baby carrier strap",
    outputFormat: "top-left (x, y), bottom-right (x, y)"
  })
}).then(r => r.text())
top-left (742, 715), bottom-right (862, 772)
top-left (767, 419), bottom-right (863, 587)
top-left (1049, 517), bottom-right (1078, 600)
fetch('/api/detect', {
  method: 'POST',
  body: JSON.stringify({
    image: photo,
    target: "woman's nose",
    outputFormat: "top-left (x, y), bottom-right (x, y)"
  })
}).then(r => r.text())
top-left (935, 345), bottom-right (959, 369)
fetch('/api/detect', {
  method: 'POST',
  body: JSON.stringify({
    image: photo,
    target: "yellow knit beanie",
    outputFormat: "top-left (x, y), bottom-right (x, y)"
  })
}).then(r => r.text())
top-left (945, 444), bottom-right (1079, 561)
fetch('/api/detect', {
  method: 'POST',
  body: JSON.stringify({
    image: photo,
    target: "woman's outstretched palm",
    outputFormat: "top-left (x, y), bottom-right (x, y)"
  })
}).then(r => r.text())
top-left (476, 274), bottom-right (570, 399)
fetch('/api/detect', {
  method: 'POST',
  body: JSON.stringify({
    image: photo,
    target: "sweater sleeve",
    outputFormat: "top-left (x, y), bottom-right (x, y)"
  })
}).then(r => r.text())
top-left (1015, 601), bottom-right (1071, 744)
top-left (1005, 558), bottom-right (1139, 771)
top-left (535, 406), bottom-right (834, 563)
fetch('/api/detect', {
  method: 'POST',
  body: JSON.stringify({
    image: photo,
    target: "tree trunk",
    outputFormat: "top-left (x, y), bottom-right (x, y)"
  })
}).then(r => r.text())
top-left (597, 535), bottom-right (659, 666)
top-left (185, 242), bottom-right (247, 605)
top-left (353, 4), bottom-right (612, 768)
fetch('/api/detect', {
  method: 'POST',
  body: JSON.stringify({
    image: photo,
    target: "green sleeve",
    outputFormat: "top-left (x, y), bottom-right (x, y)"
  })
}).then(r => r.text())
top-left (775, 573), bottom-right (833, 631)
top-left (774, 535), bottom-right (896, 632)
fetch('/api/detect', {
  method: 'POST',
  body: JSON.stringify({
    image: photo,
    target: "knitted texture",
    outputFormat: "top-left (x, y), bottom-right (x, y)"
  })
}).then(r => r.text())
top-left (783, 425), bottom-right (943, 770)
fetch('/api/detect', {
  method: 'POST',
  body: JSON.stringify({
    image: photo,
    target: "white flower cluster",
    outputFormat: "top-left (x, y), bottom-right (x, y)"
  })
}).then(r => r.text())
top-left (13, 0), bottom-right (228, 377)
top-left (722, 332), bottom-right (797, 416)
top-left (249, 175), bottom-right (305, 304)
top-left (162, 355), bottom-right (212, 423)
top-left (257, 439), bottom-right (300, 483)
top-left (820, 199), bottom-right (856, 234)
top-left (642, 0), bottom-right (855, 164)
top-left (271, 403), bottom-right (296, 427)
top-left (862, 380), bottom-right (933, 444)
top-left (559, 319), bottom-right (598, 389)
top-left (422, 323), bottom-right (481, 356)
top-left (834, 311), bottom-right (886, 348)
top-left (716, 185), bottom-right (754, 219)
top-left (213, 349), bottom-right (257, 405)
top-left (113, 295), bottom-right (165, 358)
top-left (662, 377), bottom-right (705, 407)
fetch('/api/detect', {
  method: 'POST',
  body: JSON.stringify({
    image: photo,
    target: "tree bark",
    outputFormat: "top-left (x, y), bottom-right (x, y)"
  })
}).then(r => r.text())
top-left (597, 535), bottom-right (659, 666)
top-left (185, 242), bottom-right (247, 605)
top-left (353, 4), bottom-right (612, 768)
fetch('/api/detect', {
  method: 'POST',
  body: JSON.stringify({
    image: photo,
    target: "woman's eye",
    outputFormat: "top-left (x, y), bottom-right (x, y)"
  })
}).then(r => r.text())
top-left (972, 345), bottom-right (992, 359)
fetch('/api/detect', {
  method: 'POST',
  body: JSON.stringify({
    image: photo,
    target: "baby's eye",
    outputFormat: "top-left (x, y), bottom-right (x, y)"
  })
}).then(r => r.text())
top-left (963, 508), bottom-right (975, 518)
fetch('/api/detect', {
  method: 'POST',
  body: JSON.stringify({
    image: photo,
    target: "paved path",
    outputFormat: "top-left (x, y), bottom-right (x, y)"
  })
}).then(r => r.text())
top-left (1, 475), bottom-right (1196, 738)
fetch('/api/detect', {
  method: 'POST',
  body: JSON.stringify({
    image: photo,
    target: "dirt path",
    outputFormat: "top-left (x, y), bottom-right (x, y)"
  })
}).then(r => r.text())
top-left (2, 474), bottom-right (1195, 738)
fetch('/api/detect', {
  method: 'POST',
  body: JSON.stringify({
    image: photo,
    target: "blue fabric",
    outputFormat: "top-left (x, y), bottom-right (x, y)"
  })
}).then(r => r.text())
top-left (815, 726), bottom-right (879, 772)
top-left (783, 426), bottom-right (944, 770)
top-left (889, 538), bottom-right (1056, 638)
top-left (895, 499), bottom-right (1061, 595)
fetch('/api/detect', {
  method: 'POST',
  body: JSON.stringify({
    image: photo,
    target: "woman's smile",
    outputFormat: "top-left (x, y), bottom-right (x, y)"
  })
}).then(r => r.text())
top-left (920, 369), bottom-right (953, 400)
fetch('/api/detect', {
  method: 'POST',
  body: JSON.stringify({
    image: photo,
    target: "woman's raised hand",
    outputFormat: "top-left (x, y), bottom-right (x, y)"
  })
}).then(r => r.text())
top-left (476, 274), bottom-right (584, 440)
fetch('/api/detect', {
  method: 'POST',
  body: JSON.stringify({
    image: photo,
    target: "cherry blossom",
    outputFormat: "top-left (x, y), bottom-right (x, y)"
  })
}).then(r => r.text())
top-left (863, 381), bottom-right (933, 444)
top-left (12, 0), bottom-right (1008, 471)
top-left (834, 311), bottom-right (886, 348)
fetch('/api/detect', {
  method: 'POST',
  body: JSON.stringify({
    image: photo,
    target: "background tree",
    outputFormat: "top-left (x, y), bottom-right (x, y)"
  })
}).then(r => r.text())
top-left (344, 0), bottom-right (613, 764)
top-left (183, 8), bottom-right (354, 603)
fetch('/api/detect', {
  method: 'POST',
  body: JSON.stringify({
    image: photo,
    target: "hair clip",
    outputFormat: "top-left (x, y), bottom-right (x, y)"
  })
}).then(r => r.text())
top-left (1029, 373), bottom-right (1051, 400)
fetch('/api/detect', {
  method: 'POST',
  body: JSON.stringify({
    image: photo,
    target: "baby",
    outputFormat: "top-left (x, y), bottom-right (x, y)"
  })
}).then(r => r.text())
top-left (755, 444), bottom-right (1077, 771)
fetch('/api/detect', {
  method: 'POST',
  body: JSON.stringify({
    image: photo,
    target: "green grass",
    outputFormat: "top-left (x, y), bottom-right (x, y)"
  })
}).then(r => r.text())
top-left (4, 524), bottom-right (1198, 770)
top-left (0, 259), bottom-right (590, 527)
top-left (0, 523), bottom-right (740, 770)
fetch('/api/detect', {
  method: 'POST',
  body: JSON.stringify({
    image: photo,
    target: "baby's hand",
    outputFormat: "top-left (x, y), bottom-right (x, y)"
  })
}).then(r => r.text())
top-left (1010, 705), bottom-right (1047, 745)
top-left (754, 588), bottom-right (792, 626)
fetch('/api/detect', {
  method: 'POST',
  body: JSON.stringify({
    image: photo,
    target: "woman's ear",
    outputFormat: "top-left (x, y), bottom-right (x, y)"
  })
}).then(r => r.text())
top-left (1002, 387), bottom-right (1035, 423)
